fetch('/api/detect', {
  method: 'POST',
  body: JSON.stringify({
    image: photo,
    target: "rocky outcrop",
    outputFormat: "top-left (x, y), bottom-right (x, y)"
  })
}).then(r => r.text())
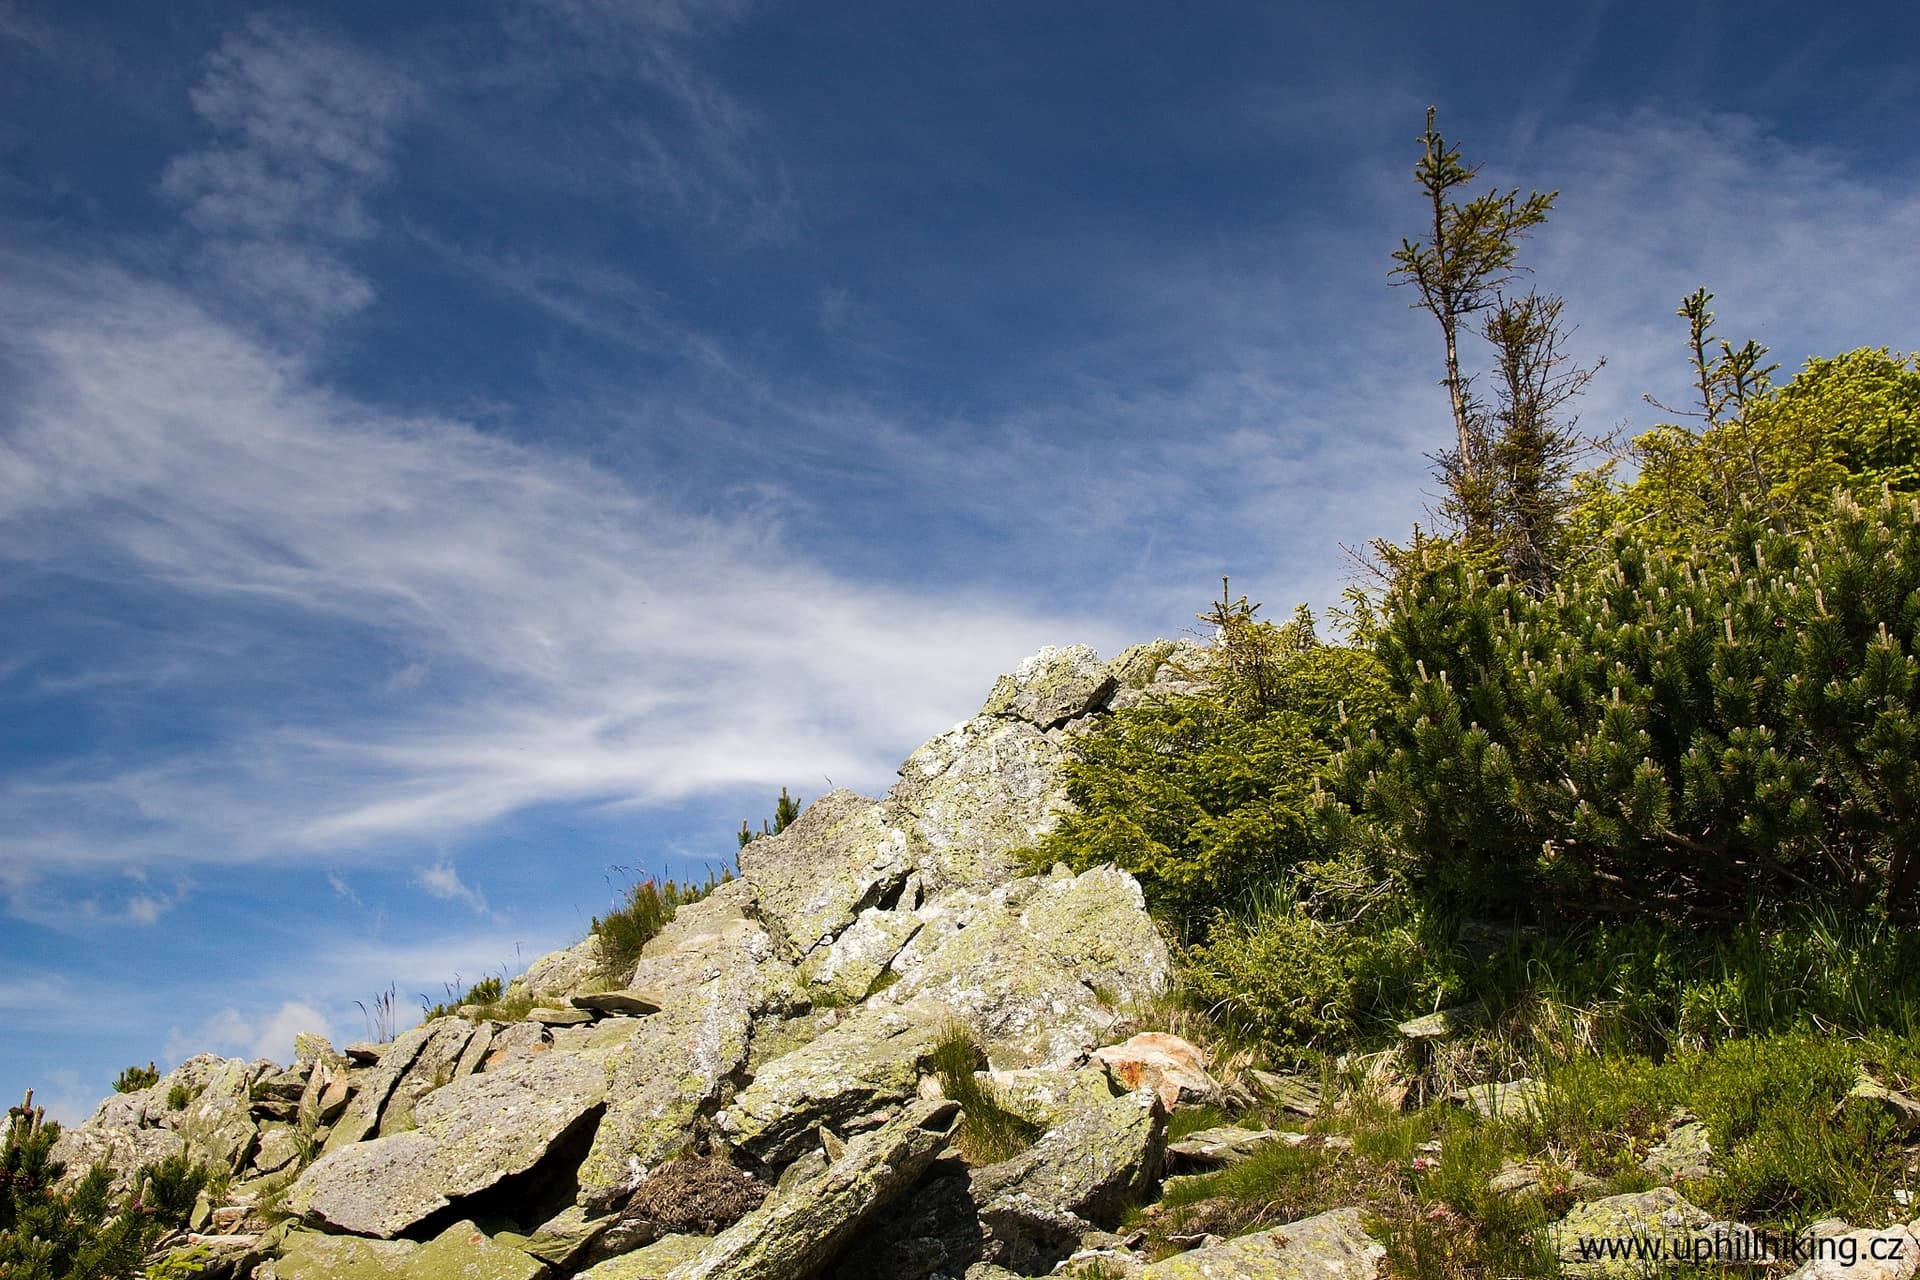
top-left (63, 644), bottom-right (1199, 1280)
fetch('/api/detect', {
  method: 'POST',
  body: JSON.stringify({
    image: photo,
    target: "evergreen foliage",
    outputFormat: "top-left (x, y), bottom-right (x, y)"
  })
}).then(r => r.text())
top-left (111, 1063), bottom-right (158, 1094)
top-left (1025, 591), bottom-right (1391, 934)
top-left (0, 1092), bottom-right (206, 1280)
top-left (738, 786), bottom-right (802, 849)
top-left (1583, 341), bottom-right (1920, 550)
top-left (1344, 487), bottom-right (1920, 920)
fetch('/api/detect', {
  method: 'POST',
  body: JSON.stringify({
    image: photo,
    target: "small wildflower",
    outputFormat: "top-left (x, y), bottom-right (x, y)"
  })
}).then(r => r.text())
top-left (1427, 1204), bottom-right (1449, 1219)
top-left (1410, 1155), bottom-right (1436, 1172)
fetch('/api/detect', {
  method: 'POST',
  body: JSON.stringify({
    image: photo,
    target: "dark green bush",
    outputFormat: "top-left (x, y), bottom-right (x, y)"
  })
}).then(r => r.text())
top-left (111, 1063), bottom-right (157, 1094)
top-left (1, 1094), bottom-right (203, 1280)
top-left (1025, 603), bottom-right (1392, 935)
top-left (1344, 488), bottom-right (1920, 922)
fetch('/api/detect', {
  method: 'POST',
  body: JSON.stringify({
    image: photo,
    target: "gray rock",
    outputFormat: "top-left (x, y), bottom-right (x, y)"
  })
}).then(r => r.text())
top-left (529, 1006), bottom-right (595, 1026)
top-left (177, 1057), bottom-right (266, 1172)
top-left (1247, 1071), bottom-right (1322, 1118)
top-left (739, 790), bottom-right (912, 961)
top-left (885, 716), bottom-right (1067, 898)
top-left (289, 1050), bottom-right (608, 1238)
top-left (324, 1024), bottom-right (438, 1153)
top-left (576, 906), bottom-right (798, 1203)
top-left (971, 1086), bottom-right (1165, 1273)
top-left (483, 1020), bottom-right (551, 1069)
top-left (1836, 1074), bottom-right (1920, 1133)
top-left (987, 1066), bottom-right (1118, 1129)
top-left (454, 1021), bottom-right (496, 1079)
top-left (717, 1003), bottom-right (947, 1165)
top-left (379, 1019), bottom-right (480, 1136)
top-left (291, 1032), bottom-right (335, 1066)
top-left (1450, 1077), bottom-right (1546, 1121)
top-left (1141, 1206), bottom-right (1386, 1278)
top-left (579, 1234), bottom-right (711, 1280)
top-left (1167, 1125), bottom-right (1289, 1167)
top-left (273, 1219), bottom-right (549, 1280)
top-left (882, 866), bottom-right (1171, 1070)
top-left (572, 989), bottom-right (666, 1016)
top-left (797, 907), bottom-right (922, 1007)
top-left (1643, 1116), bottom-right (1714, 1181)
top-left (1397, 1011), bottom-right (1456, 1040)
top-left (1553, 1187), bottom-right (1715, 1277)
top-left (49, 1122), bottom-right (187, 1197)
top-left (524, 934), bottom-right (615, 999)
top-left (979, 644), bottom-right (1116, 730)
top-left (1486, 1160), bottom-right (1602, 1199)
top-left (662, 1099), bottom-right (962, 1280)
top-left (1781, 1219), bottom-right (1920, 1280)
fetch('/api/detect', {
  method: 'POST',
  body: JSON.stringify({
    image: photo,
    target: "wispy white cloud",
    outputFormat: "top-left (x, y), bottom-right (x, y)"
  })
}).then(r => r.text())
top-left (416, 855), bottom-right (488, 917)
top-left (0, 259), bottom-right (1103, 916)
top-left (158, 13), bottom-right (419, 323)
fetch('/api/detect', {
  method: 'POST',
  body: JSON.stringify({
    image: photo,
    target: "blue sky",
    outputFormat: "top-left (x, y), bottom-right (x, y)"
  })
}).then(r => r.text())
top-left (3, 0), bottom-right (1916, 1120)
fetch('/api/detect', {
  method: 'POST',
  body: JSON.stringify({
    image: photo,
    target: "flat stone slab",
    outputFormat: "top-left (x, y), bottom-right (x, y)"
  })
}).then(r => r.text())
top-left (1141, 1206), bottom-right (1386, 1278)
top-left (1167, 1125), bottom-right (1290, 1166)
top-left (572, 989), bottom-right (666, 1016)
top-left (290, 1051), bottom-right (608, 1238)
top-left (1450, 1077), bottom-right (1546, 1121)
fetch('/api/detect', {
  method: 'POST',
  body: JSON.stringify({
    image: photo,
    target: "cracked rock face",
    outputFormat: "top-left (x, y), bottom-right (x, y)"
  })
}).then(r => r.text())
top-left (69, 644), bottom-right (1191, 1280)
top-left (881, 865), bottom-right (1172, 1070)
top-left (289, 1050), bottom-right (609, 1238)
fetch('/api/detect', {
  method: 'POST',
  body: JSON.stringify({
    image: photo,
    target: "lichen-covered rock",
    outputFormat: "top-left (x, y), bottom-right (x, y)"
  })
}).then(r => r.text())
top-left (290, 1051), bottom-right (608, 1238)
top-left (177, 1056), bottom-right (268, 1172)
top-left (1141, 1207), bottom-right (1386, 1279)
top-left (523, 933), bottom-right (614, 999)
top-left (1643, 1116), bottom-right (1713, 1181)
top-left (798, 907), bottom-right (922, 1006)
top-left (1553, 1187), bottom-right (1714, 1277)
top-left (273, 1219), bottom-right (549, 1280)
top-left (1167, 1125), bottom-right (1290, 1167)
top-left (411, 1220), bottom-right (551, 1280)
top-left (1450, 1077), bottom-right (1547, 1121)
top-left (738, 791), bottom-right (912, 960)
top-left (716, 1003), bottom-right (947, 1165)
top-left (1836, 1074), bottom-right (1920, 1133)
top-left (380, 1018), bottom-right (481, 1135)
top-left (971, 1085), bottom-right (1165, 1273)
top-left (49, 1122), bottom-right (186, 1197)
top-left (299, 1049), bottom-right (354, 1130)
top-left (980, 644), bottom-right (1116, 729)
top-left (886, 716), bottom-right (1067, 897)
top-left (272, 1229), bottom-right (418, 1279)
top-left (576, 924), bottom-right (799, 1203)
top-left (251, 1123), bottom-right (303, 1175)
top-left (987, 1065), bottom-right (1117, 1128)
top-left (663, 1099), bottom-right (961, 1280)
top-left (324, 1024), bottom-right (438, 1153)
top-left (578, 1234), bottom-right (710, 1280)
top-left (883, 866), bottom-right (1171, 1069)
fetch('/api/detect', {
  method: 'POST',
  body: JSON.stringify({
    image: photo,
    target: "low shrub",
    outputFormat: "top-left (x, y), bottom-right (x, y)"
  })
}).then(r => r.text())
top-left (110, 1064), bottom-right (157, 1094)
top-left (592, 868), bottom-right (732, 980)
